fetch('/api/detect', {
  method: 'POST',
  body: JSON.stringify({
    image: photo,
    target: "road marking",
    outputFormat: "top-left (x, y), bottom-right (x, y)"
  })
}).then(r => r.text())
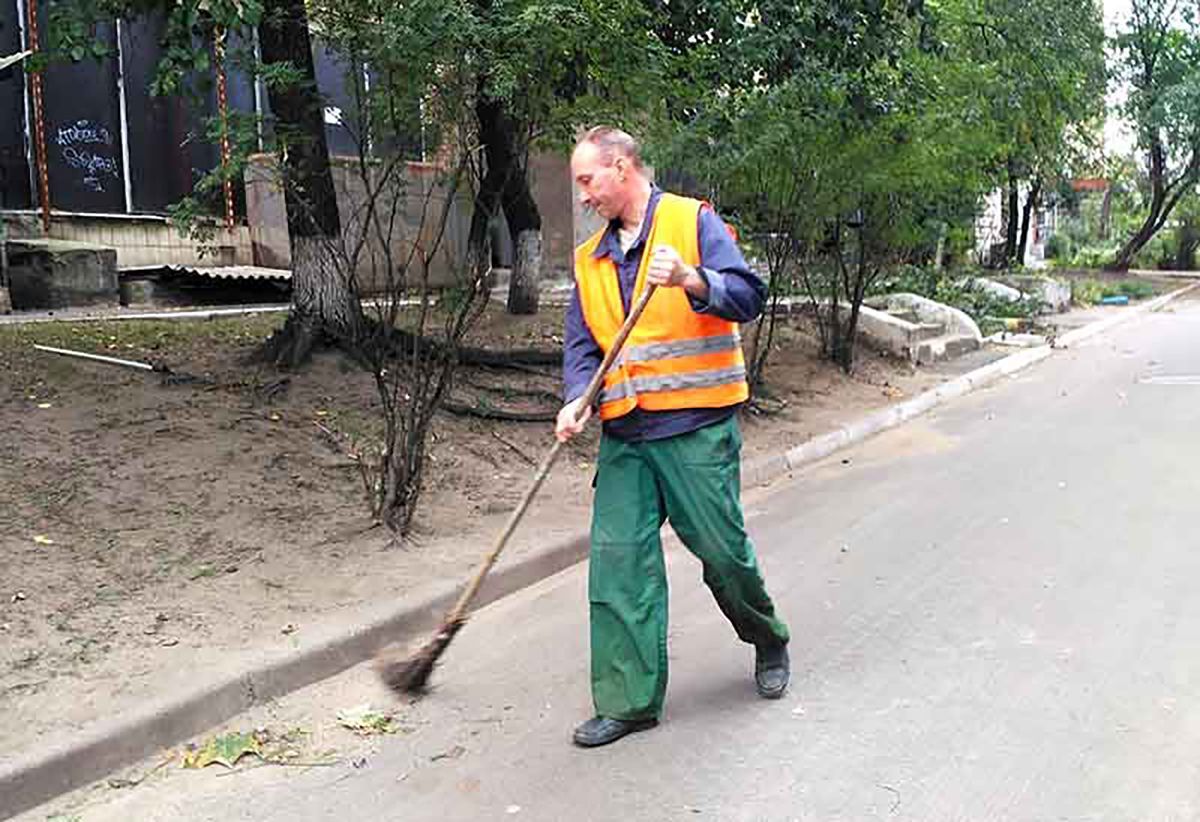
top-left (1138, 375), bottom-right (1200, 385)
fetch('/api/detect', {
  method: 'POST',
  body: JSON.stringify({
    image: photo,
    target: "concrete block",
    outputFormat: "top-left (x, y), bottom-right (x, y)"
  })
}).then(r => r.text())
top-left (970, 276), bottom-right (1023, 302)
top-left (870, 293), bottom-right (982, 343)
top-left (6, 239), bottom-right (119, 310)
top-left (865, 292), bottom-right (983, 365)
top-left (914, 321), bottom-right (946, 341)
top-left (119, 277), bottom-right (157, 306)
top-left (854, 302), bottom-right (923, 358)
top-left (1002, 274), bottom-right (1071, 313)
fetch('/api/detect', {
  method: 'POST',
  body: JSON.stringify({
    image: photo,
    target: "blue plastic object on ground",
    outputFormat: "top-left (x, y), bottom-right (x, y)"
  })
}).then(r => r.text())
top-left (1100, 295), bottom-right (1130, 305)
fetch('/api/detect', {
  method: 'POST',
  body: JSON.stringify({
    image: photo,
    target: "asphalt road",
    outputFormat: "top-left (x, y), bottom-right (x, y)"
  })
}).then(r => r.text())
top-left (48, 297), bottom-right (1200, 821)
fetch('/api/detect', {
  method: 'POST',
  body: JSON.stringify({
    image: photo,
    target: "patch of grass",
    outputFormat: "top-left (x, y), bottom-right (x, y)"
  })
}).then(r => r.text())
top-left (0, 314), bottom-right (285, 360)
top-left (1072, 279), bottom-right (1156, 306)
top-left (1104, 280), bottom-right (1156, 300)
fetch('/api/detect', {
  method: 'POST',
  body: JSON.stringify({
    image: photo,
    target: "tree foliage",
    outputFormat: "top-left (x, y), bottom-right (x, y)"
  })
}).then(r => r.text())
top-left (648, 0), bottom-right (1105, 377)
top-left (1109, 0), bottom-right (1200, 270)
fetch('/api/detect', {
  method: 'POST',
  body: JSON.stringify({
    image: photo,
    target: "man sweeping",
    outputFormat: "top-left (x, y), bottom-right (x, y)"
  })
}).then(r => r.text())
top-left (557, 126), bottom-right (791, 748)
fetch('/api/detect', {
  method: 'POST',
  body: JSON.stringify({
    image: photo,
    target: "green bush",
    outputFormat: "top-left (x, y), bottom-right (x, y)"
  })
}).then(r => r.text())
top-left (1044, 232), bottom-right (1074, 261)
top-left (1072, 279), bottom-right (1104, 305)
top-left (1069, 243), bottom-right (1121, 269)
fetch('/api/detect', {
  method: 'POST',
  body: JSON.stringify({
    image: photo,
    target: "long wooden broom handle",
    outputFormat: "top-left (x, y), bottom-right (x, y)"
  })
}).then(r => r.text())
top-left (444, 283), bottom-right (659, 624)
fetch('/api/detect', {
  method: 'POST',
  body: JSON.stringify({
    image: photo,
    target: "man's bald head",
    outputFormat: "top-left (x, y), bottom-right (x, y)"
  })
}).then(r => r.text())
top-left (576, 126), bottom-right (645, 170)
top-left (571, 126), bottom-right (651, 226)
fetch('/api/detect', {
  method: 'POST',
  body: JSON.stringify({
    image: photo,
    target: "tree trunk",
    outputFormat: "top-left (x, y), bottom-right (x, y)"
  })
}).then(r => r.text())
top-left (265, 236), bottom-right (365, 365)
top-left (837, 230), bottom-right (872, 375)
top-left (1017, 181), bottom-right (1041, 266)
top-left (1109, 140), bottom-right (1199, 272)
top-left (256, 0), bottom-right (363, 366)
top-left (1109, 214), bottom-right (1159, 272)
top-left (1003, 165), bottom-right (1020, 265)
top-left (933, 222), bottom-right (947, 271)
top-left (503, 179), bottom-right (542, 314)
top-left (1109, 192), bottom-right (1165, 272)
top-left (475, 95), bottom-right (541, 314)
top-left (1177, 218), bottom-right (1198, 271)
top-left (1099, 186), bottom-right (1113, 240)
top-left (508, 229), bottom-right (542, 314)
top-left (468, 120), bottom-right (504, 278)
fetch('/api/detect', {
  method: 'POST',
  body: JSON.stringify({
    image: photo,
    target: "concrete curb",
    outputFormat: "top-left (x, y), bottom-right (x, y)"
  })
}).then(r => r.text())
top-left (3, 280), bottom-right (1196, 820)
top-left (1053, 282), bottom-right (1199, 349)
top-left (741, 344), bottom-right (1055, 488)
top-left (0, 535), bottom-right (589, 819)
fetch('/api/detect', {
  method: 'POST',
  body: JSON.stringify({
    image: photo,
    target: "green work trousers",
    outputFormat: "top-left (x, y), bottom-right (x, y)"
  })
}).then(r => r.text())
top-left (588, 415), bottom-right (790, 720)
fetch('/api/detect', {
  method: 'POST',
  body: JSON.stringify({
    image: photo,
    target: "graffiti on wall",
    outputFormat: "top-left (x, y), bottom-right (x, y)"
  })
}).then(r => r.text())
top-left (55, 119), bottom-right (120, 193)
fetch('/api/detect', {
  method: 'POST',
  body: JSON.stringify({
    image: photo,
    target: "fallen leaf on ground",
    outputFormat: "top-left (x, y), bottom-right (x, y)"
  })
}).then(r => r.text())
top-left (32, 535), bottom-right (54, 545)
top-left (336, 704), bottom-right (403, 736)
top-left (183, 731), bottom-right (262, 769)
top-left (253, 727), bottom-right (323, 764)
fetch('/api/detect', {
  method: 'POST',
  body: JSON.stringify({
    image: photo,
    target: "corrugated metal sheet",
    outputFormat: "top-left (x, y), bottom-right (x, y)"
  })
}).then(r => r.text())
top-left (166, 264), bottom-right (292, 281)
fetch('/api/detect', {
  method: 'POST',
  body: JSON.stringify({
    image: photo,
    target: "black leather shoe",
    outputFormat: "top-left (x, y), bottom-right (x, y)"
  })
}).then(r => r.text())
top-left (572, 716), bottom-right (658, 747)
top-left (755, 642), bottom-right (790, 699)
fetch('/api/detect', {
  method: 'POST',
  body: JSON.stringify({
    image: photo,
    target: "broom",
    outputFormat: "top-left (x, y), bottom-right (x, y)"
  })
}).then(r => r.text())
top-left (380, 283), bottom-right (659, 695)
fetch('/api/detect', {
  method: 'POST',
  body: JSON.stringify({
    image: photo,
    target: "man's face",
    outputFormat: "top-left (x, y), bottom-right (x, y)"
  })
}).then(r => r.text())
top-left (572, 142), bottom-right (627, 221)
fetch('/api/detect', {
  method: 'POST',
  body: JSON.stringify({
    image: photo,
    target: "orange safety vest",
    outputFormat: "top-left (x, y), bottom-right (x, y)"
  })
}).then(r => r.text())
top-left (573, 192), bottom-right (750, 421)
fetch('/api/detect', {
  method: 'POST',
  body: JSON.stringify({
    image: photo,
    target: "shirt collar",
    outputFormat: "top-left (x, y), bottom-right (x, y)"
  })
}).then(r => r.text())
top-left (591, 186), bottom-right (663, 260)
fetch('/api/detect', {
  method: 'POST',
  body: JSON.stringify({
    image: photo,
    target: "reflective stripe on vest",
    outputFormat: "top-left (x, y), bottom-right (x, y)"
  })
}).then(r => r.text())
top-left (622, 331), bottom-right (743, 363)
top-left (599, 363), bottom-right (748, 404)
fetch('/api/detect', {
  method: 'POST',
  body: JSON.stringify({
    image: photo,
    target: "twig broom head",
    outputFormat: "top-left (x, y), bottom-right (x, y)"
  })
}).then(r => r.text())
top-left (377, 617), bottom-right (466, 696)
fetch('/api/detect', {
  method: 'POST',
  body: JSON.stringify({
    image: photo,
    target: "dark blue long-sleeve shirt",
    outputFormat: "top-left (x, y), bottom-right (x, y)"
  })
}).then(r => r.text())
top-left (563, 187), bottom-right (765, 442)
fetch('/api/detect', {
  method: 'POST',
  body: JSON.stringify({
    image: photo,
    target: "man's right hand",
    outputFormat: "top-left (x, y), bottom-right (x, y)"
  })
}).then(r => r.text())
top-left (555, 396), bottom-right (593, 442)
